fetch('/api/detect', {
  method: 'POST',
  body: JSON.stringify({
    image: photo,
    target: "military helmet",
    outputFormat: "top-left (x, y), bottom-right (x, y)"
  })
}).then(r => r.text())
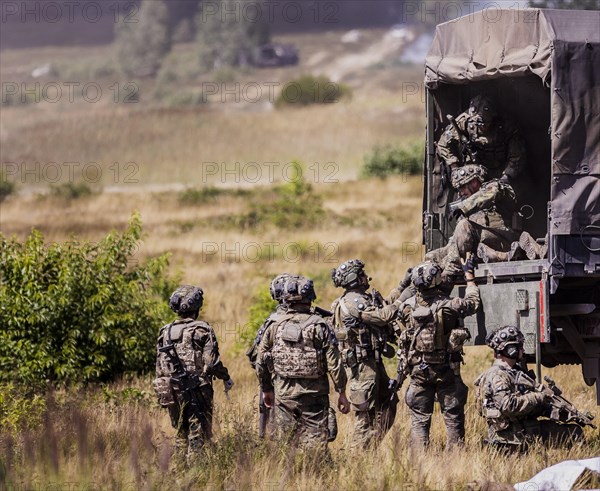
top-left (468, 95), bottom-right (497, 125)
top-left (270, 273), bottom-right (292, 302)
top-left (331, 259), bottom-right (366, 289)
top-left (169, 285), bottom-right (204, 315)
top-left (280, 274), bottom-right (317, 304)
top-left (411, 261), bottom-right (443, 290)
top-left (451, 164), bottom-right (486, 189)
top-left (486, 326), bottom-right (525, 352)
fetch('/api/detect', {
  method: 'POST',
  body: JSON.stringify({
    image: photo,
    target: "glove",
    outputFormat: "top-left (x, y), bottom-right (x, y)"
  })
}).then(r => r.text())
top-left (461, 254), bottom-right (476, 276)
top-left (450, 207), bottom-right (464, 221)
top-left (399, 268), bottom-right (413, 290)
top-left (223, 378), bottom-right (234, 392)
top-left (499, 173), bottom-right (511, 184)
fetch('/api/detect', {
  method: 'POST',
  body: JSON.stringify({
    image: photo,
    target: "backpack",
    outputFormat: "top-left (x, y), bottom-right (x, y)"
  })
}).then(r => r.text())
top-left (270, 314), bottom-right (326, 379)
top-left (407, 299), bottom-right (443, 353)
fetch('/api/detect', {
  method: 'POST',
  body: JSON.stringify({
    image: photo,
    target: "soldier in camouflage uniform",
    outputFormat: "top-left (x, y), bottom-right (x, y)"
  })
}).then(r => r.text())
top-left (331, 259), bottom-right (403, 449)
top-left (425, 164), bottom-right (519, 275)
top-left (437, 95), bottom-right (526, 183)
top-left (475, 326), bottom-right (584, 451)
top-left (247, 273), bottom-right (339, 441)
top-left (153, 285), bottom-right (234, 465)
top-left (256, 275), bottom-right (350, 448)
top-left (397, 259), bottom-right (480, 448)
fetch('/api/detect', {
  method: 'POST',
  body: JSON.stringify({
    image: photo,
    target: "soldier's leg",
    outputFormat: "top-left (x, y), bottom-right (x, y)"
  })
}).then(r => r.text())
top-left (274, 396), bottom-right (301, 444)
top-left (187, 387), bottom-right (214, 463)
top-left (538, 420), bottom-right (584, 446)
top-left (327, 406), bottom-right (338, 442)
top-left (348, 360), bottom-right (378, 449)
top-left (453, 218), bottom-right (480, 258)
top-left (168, 403), bottom-right (190, 462)
top-left (405, 366), bottom-right (435, 447)
top-left (437, 368), bottom-right (467, 447)
top-left (297, 393), bottom-right (330, 449)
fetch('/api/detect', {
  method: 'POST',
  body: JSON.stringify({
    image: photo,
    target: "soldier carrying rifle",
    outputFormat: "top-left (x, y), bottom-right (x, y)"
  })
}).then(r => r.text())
top-left (475, 325), bottom-right (593, 452)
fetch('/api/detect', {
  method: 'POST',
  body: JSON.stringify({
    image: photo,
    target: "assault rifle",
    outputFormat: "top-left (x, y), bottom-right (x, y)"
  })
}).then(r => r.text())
top-left (313, 306), bottom-right (333, 318)
top-left (388, 359), bottom-right (410, 402)
top-left (447, 114), bottom-right (480, 166)
top-left (159, 342), bottom-right (212, 437)
top-left (543, 376), bottom-right (596, 429)
top-left (371, 289), bottom-right (385, 308)
top-left (514, 370), bottom-right (596, 429)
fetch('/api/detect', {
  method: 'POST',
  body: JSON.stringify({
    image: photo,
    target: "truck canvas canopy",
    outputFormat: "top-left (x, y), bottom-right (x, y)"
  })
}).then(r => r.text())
top-left (425, 8), bottom-right (600, 236)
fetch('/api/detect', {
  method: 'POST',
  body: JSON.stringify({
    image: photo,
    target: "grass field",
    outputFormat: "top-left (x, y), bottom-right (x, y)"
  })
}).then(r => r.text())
top-left (1, 27), bottom-right (599, 491)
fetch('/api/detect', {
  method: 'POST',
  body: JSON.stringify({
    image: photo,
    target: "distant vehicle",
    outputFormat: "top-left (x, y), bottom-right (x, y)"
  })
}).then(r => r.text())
top-left (423, 9), bottom-right (600, 401)
top-left (251, 43), bottom-right (299, 68)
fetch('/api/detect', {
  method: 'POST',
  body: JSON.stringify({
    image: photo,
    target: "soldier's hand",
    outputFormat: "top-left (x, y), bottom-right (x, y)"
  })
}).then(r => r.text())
top-left (461, 253), bottom-right (476, 276)
top-left (338, 392), bottom-right (350, 414)
top-left (499, 173), bottom-right (511, 184)
top-left (450, 206), bottom-right (464, 221)
top-left (223, 378), bottom-right (234, 392)
top-left (262, 390), bottom-right (274, 408)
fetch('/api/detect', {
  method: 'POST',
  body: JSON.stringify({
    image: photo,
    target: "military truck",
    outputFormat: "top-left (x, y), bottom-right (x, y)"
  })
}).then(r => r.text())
top-left (423, 9), bottom-right (600, 401)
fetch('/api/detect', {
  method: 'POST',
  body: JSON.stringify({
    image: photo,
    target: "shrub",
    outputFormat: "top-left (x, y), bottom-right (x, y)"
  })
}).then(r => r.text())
top-left (196, 0), bottom-right (270, 70)
top-left (275, 75), bottom-right (352, 107)
top-left (0, 213), bottom-right (176, 386)
top-left (49, 182), bottom-right (96, 200)
top-left (240, 283), bottom-right (277, 349)
top-left (360, 140), bottom-right (424, 179)
top-left (0, 172), bottom-right (15, 201)
top-left (114, 0), bottom-right (171, 77)
top-left (0, 383), bottom-right (46, 432)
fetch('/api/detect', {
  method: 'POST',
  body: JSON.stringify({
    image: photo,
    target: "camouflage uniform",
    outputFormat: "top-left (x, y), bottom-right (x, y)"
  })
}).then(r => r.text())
top-left (426, 177), bottom-right (519, 274)
top-left (437, 96), bottom-right (526, 182)
top-left (153, 286), bottom-right (231, 464)
top-left (474, 359), bottom-right (583, 449)
top-left (256, 279), bottom-right (347, 449)
top-left (397, 262), bottom-right (480, 448)
top-left (331, 260), bottom-right (401, 449)
top-left (474, 326), bottom-right (584, 450)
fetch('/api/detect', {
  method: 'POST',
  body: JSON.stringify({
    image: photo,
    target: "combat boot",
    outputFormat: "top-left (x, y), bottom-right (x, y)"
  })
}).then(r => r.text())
top-left (519, 232), bottom-right (547, 260)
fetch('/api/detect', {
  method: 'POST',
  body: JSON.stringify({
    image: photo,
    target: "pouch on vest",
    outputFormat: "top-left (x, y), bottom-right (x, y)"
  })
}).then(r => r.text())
top-left (152, 376), bottom-right (176, 408)
top-left (412, 305), bottom-right (437, 353)
top-left (281, 323), bottom-right (302, 342)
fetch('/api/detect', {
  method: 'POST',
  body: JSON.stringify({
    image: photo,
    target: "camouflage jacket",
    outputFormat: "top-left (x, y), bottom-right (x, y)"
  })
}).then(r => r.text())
top-left (474, 359), bottom-right (548, 444)
top-left (156, 317), bottom-right (230, 385)
top-left (246, 305), bottom-right (287, 371)
top-left (331, 289), bottom-right (400, 358)
top-left (437, 112), bottom-right (526, 180)
top-left (456, 180), bottom-right (517, 222)
top-left (396, 285), bottom-right (480, 365)
top-left (256, 306), bottom-right (347, 398)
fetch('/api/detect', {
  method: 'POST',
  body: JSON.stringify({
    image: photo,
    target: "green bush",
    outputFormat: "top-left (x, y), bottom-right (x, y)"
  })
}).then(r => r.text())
top-left (275, 75), bottom-right (352, 107)
top-left (236, 162), bottom-right (325, 229)
top-left (240, 283), bottom-right (277, 349)
top-left (0, 172), bottom-right (15, 201)
top-left (0, 213), bottom-right (176, 386)
top-left (360, 140), bottom-right (424, 179)
top-left (0, 383), bottom-right (46, 432)
top-left (49, 181), bottom-right (96, 200)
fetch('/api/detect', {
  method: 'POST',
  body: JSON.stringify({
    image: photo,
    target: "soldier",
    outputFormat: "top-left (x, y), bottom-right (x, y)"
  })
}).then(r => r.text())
top-left (474, 326), bottom-right (585, 451)
top-left (478, 231), bottom-right (548, 263)
top-left (247, 273), bottom-right (340, 441)
top-left (425, 164), bottom-right (519, 274)
top-left (256, 275), bottom-right (350, 449)
top-left (331, 259), bottom-right (402, 449)
top-left (437, 95), bottom-right (526, 183)
top-left (153, 285), bottom-right (234, 465)
top-left (397, 259), bottom-right (479, 448)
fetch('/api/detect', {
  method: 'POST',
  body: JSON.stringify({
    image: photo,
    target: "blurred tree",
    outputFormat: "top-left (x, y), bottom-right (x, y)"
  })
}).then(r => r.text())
top-left (529, 0), bottom-right (599, 8)
top-left (196, 0), bottom-right (270, 70)
top-left (115, 0), bottom-right (172, 77)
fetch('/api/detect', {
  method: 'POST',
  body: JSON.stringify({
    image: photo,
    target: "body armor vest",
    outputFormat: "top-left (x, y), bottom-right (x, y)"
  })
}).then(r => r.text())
top-left (270, 314), bottom-right (326, 379)
top-left (156, 319), bottom-right (211, 377)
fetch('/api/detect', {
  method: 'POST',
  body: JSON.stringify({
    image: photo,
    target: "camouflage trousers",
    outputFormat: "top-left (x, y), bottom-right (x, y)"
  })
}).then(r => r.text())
top-left (347, 358), bottom-right (396, 449)
top-left (426, 211), bottom-right (517, 274)
top-left (168, 385), bottom-right (214, 465)
top-left (490, 418), bottom-right (584, 450)
top-left (405, 363), bottom-right (468, 448)
top-left (274, 392), bottom-right (330, 448)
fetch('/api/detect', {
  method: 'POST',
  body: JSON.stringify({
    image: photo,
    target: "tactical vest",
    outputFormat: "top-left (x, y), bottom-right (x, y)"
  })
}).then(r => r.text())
top-left (270, 314), bottom-right (326, 379)
top-left (156, 319), bottom-right (212, 378)
top-left (405, 297), bottom-right (447, 365)
top-left (333, 293), bottom-right (375, 348)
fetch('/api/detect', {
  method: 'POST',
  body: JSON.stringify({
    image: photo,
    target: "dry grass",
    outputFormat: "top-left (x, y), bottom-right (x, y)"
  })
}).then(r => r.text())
top-left (1, 29), bottom-right (597, 491)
